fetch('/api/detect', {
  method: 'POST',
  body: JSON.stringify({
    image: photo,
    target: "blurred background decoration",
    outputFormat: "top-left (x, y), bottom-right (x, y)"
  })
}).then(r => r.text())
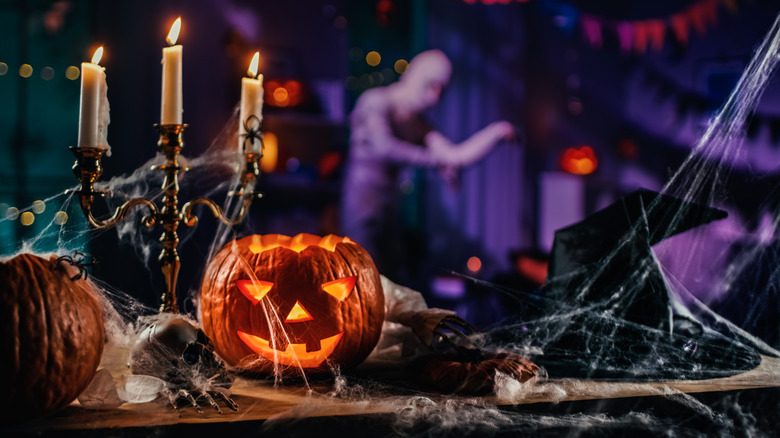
top-left (1, 0), bottom-right (780, 338)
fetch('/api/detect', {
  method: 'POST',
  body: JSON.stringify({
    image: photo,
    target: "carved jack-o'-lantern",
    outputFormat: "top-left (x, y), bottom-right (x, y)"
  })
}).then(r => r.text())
top-left (200, 234), bottom-right (385, 374)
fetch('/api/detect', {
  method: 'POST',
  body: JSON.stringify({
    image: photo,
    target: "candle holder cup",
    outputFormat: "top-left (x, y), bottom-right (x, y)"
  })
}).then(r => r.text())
top-left (68, 122), bottom-right (262, 313)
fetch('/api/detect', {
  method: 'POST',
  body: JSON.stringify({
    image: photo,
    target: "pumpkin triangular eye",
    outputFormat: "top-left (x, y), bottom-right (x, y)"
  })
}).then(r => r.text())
top-left (237, 279), bottom-right (274, 304)
top-left (322, 276), bottom-right (356, 301)
top-left (285, 301), bottom-right (313, 322)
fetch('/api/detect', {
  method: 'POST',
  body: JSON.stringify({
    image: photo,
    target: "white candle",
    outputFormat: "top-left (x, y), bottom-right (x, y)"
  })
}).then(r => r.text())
top-left (78, 47), bottom-right (108, 148)
top-left (161, 17), bottom-right (182, 125)
top-left (239, 51), bottom-right (264, 153)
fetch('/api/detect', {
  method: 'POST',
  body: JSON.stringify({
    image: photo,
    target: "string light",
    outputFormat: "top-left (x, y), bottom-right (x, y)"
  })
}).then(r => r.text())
top-left (54, 211), bottom-right (69, 225)
top-left (65, 66), bottom-right (80, 80)
top-left (19, 64), bottom-right (33, 78)
top-left (32, 200), bottom-right (46, 214)
top-left (41, 66), bottom-right (55, 80)
top-left (394, 59), bottom-right (408, 74)
top-left (20, 212), bottom-right (34, 226)
top-left (366, 51), bottom-right (381, 67)
top-left (5, 207), bottom-right (19, 221)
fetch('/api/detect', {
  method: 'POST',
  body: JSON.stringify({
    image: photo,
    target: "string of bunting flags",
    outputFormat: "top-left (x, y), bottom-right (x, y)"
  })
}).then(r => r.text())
top-left (463, 0), bottom-right (740, 54)
top-left (585, 0), bottom-right (733, 52)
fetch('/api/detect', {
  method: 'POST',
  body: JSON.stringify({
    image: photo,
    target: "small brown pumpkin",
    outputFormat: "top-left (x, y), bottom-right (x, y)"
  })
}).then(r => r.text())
top-left (200, 234), bottom-right (385, 374)
top-left (0, 253), bottom-right (105, 423)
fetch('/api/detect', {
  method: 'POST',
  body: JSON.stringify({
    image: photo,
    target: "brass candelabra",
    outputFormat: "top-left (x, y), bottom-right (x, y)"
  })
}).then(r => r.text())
top-left (68, 123), bottom-right (262, 313)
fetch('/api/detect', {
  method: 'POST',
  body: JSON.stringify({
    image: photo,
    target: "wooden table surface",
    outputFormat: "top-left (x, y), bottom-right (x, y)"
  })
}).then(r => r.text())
top-left (22, 339), bottom-right (780, 432)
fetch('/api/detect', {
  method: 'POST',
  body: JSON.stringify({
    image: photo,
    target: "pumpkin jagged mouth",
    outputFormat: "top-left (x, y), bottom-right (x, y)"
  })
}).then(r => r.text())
top-left (237, 331), bottom-right (343, 368)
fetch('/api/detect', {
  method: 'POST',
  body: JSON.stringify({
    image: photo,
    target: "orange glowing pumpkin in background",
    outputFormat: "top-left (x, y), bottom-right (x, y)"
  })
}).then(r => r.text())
top-left (200, 234), bottom-right (385, 374)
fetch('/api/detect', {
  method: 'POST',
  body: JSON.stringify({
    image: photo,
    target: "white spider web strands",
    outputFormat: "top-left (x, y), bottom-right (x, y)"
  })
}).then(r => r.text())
top-left (0, 104), bottom-right (250, 353)
top-left (475, 12), bottom-right (780, 388)
top-left (7, 14), bottom-right (780, 437)
top-left (265, 17), bottom-right (780, 434)
top-left (650, 11), bottom-right (780, 356)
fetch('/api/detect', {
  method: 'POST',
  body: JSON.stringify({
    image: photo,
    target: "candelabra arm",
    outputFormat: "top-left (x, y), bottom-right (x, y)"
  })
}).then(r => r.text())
top-left (82, 197), bottom-right (159, 230)
top-left (181, 196), bottom-right (252, 227)
top-left (70, 124), bottom-right (261, 315)
top-left (181, 151), bottom-right (262, 227)
top-left (68, 146), bottom-right (159, 229)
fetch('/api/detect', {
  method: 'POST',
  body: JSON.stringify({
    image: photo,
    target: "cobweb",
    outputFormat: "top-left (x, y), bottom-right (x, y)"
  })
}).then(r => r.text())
top-left (6, 12), bottom-right (780, 438)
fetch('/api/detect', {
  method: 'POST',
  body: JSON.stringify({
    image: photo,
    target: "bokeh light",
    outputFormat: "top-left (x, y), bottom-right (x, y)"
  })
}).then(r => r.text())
top-left (394, 59), bottom-right (408, 74)
top-left (20, 212), bottom-right (35, 226)
top-left (359, 74), bottom-right (373, 88)
top-left (6, 207), bottom-right (19, 221)
top-left (273, 87), bottom-right (289, 106)
top-left (467, 256), bottom-right (482, 273)
top-left (348, 47), bottom-right (363, 61)
top-left (54, 211), bottom-right (69, 225)
top-left (286, 157), bottom-right (300, 173)
top-left (382, 67), bottom-right (395, 82)
top-left (344, 76), bottom-right (359, 90)
top-left (560, 146), bottom-right (598, 175)
top-left (19, 64), bottom-right (33, 78)
top-left (32, 200), bottom-right (46, 214)
top-left (261, 132), bottom-right (278, 173)
top-left (0, 62), bottom-right (8, 76)
top-left (285, 80), bottom-right (302, 105)
top-left (65, 65), bottom-right (80, 80)
top-left (266, 80), bottom-right (303, 107)
top-left (366, 51), bottom-right (381, 67)
top-left (41, 66), bottom-right (55, 81)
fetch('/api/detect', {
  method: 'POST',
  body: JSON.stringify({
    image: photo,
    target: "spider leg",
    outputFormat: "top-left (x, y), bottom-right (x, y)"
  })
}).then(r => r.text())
top-left (178, 389), bottom-right (203, 414)
top-left (69, 269), bottom-right (85, 281)
top-left (212, 389), bottom-right (239, 411)
top-left (199, 391), bottom-right (223, 414)
top-left (432, 316), bottom-right (481, 358)
top-left (440, 315), bottom-right (476, 335)
top-left (52, 255), bottom-right (72, 268)
top-left (160, 388), bottom-right (182, 418)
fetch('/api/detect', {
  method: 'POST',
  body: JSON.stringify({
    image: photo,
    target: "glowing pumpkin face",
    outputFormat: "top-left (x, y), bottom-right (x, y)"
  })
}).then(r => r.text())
top-left (200, 234), bottom-right (385, 374)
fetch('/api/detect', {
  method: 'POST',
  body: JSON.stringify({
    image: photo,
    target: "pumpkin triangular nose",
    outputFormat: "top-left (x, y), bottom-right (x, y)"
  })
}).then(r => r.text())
top-left (285, 301), bottom-right (313, 322)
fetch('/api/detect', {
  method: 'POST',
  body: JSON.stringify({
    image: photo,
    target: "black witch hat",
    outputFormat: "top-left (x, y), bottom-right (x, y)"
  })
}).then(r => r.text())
top-left (544, 188), bottom-right (727, 331)
top-left (485, 189), bottom-right (761, 380)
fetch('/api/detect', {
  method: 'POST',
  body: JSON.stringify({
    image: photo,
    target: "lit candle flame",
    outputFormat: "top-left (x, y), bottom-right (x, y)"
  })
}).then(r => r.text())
top-left (91, 46), bottom-right (103, 65)
top-left (248, 51), bottom-right (260, 78)
top-left (166, 17), bottom-right (182, 46)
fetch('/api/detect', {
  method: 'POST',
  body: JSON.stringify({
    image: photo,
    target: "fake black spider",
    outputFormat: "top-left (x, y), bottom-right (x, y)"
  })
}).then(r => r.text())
top-left (53, 251), bottom-right (97, 281)
top-left (241, 114), bottom-right (264, 153)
